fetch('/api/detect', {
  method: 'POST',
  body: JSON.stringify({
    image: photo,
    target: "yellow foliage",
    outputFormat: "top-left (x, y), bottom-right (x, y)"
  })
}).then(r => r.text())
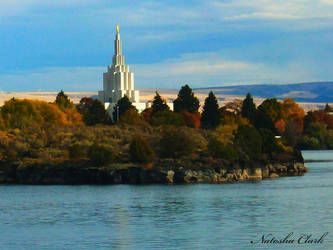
top-left (216, 124), bottom-right (238, 136)
top-left (63, 108), bottom-right (83, 125)
top-left (0, 98), bottom-right (82, 129)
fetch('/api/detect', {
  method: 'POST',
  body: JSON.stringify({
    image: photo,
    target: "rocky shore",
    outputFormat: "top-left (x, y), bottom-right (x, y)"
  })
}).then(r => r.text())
top-left (0, 159), bottom-right (308, 185)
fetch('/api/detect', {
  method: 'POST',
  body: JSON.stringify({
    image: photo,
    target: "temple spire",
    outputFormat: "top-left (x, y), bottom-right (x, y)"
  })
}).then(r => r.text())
top-left (113, 25), bottom-right (123, 63)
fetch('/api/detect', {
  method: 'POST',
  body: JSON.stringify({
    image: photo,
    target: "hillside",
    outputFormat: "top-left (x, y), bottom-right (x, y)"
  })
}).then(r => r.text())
top-left (195, 82), bottom-right (333, 103)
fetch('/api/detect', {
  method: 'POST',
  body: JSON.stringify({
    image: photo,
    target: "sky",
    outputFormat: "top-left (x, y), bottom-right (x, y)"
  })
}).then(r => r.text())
top-left (0, 0), bottom-right (332, 91)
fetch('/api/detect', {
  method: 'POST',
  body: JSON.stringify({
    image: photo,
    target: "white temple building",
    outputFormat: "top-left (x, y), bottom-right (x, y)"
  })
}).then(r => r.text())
top-left (98, 25), bottom-right (147, 114)
top-left (99, 25), bottom-right (173, 117)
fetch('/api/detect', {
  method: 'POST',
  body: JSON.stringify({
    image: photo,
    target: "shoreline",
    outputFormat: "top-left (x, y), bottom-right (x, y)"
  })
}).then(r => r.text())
top-left (0, 160), bottom-right (308, 185)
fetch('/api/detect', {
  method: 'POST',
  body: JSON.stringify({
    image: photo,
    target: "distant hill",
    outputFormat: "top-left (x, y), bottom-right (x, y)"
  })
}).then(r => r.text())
top-left (195, 82), bottom-right (333, 103)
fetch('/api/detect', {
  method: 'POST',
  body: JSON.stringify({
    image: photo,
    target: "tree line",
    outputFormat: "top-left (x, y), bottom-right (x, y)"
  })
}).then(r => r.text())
top-left (0, 85), bottom-right (332, 168)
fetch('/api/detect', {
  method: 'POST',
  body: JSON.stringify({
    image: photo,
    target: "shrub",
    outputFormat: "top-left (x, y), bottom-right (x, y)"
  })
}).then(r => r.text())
top-left (150, 110), bottom-right (185, 127)
top-left (129, 136), bottom-right (154, 163)
top-left (68, 143), bottom-right (88, 159)
top-left (300, 136), bottom-right (321, 149)
top-left (159, 127), bottom-right (196, 158)
top-left (120, 109), bottom-right (146, 125)
top-left (87, 143), bottom-right (116, 165)
top-left (208, 137), bottom-right (237, 160)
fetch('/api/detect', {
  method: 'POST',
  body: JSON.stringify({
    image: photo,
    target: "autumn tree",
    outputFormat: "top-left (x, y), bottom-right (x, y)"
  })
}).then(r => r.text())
top-left (181, 110), bottom-right (201, 128)
top-left (201, 91), bottom-right (220, 129)
top-left (0, 99), bottom-right (69, 129)
top-left (120, 109), bottom-right (146, 125)
top-left (76, 97), bottom-right (94, 114)
top-left (173, 84), bottom-right (200, 113)
top-left (281, 98), bottom-right (305, 132)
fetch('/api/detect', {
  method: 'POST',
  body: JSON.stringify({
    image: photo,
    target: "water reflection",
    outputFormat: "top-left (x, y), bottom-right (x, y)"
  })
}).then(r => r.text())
top-left (0, 151), bottom-right (333, 249)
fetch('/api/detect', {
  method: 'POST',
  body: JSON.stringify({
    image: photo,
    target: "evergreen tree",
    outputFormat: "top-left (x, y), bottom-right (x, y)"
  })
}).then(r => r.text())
top-left (324, 103), bottom-right (332, 113)
top-left (201, 91), bottom-right (220, 129)
top-left (173, 84), bottom-right (200, 113)
top-left (112, 95), bottom-right (137, 122)
top-left (55, 90), bottom-right (74, 110)
top-left (84, 99), bottom-right (111, 126)
top-left (241, 93), bottom-right (256, 121)
top-left (151, 92), bottom-right (169, 114)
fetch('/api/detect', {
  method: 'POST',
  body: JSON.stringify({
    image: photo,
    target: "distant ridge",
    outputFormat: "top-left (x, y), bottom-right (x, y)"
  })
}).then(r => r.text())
top-left (195, 82), bottom-right (333, 103)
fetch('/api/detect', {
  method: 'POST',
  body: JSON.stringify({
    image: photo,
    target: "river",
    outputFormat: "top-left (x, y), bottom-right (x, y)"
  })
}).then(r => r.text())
top-left (0, 150), bottom-right (332, 249)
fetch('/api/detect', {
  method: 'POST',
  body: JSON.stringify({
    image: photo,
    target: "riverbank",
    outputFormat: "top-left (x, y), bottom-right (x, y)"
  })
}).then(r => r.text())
top-left (0, 159), bottom-right (308, 184)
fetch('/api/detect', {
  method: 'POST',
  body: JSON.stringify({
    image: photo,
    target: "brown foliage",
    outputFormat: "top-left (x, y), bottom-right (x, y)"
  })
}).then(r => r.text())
top-left (181, 110), bottom-right (201, 128)
top-left (142, 108), bottom-right (153, 122)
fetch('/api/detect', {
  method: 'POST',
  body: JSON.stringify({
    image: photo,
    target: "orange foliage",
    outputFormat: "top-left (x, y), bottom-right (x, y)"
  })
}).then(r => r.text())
top-left (282, 98), bottom-right (305, 132)
top-left (275, 119), bottom-right (286, 134)
top-left (63, 108), bottom-right (83, 125)
top-left (311, 111), bottom-right (333, 129)
top-left (181, 110), bottom-right (201, 128)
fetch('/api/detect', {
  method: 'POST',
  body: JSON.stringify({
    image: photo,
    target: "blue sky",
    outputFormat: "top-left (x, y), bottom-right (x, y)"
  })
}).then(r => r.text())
top-left (0, 0), bottom-right (332, 91)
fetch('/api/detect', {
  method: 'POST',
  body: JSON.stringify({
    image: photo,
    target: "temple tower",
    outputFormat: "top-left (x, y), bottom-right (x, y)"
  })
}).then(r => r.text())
top-left (99, 25), bottom-right (140, 105)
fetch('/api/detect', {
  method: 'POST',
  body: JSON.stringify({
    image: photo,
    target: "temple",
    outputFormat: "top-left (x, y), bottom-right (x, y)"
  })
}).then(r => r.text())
top-left (98, 25), bottom-right (147, 115)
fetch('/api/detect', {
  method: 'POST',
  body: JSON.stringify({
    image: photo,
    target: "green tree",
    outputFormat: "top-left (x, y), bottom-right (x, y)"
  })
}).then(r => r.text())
top-left (235, 125), bottom-right (263, 160)
top-left (241, 93), bottom-right (256, 121)
top-left (129, 136), bottom-right (155, 163)
top-left (152, 92), bottom-right (170, 114)
top-left (84, 99), bottom-right (111, 126)
top-left (324, 103), bottom-right (332, 113)
top-left (112, 95), bottom-right (137, 122)
top-left (253, 109), bottom-right (276, 133)
top-left (55, 90), bottom-right (74, 110)
top-left (258, 98), bottom-right (282, 124)
top-left (201, 91), bottom-right (220, 129)
top-left (173, 84), bottom-right (200, 113)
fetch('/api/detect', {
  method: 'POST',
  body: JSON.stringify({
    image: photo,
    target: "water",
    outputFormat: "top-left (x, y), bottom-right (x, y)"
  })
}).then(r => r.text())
top-left (0, 151), bottom-right (333, 249)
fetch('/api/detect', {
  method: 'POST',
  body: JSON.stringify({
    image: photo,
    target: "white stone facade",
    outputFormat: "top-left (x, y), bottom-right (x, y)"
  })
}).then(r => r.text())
top-left (99, 26), bottom-right (146, 114)
top-left (99, 26), bottom-right (173, 116)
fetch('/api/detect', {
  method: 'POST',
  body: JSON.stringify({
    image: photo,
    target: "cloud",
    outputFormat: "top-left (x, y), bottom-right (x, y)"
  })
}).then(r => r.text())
top-left (0, 50), bottom-right (332, 91)
top-left (0, 67), bottom-right (104, 92)
top-left (0, 0), bottom-right (332, 91)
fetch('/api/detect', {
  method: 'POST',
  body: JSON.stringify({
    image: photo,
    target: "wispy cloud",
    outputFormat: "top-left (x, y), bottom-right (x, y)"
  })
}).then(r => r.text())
top-left (0, 0), bottom-right (332, 90)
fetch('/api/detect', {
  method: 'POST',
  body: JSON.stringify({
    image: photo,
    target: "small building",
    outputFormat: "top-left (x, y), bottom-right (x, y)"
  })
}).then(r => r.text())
top-left (99, 25), bottom-right (173, 117)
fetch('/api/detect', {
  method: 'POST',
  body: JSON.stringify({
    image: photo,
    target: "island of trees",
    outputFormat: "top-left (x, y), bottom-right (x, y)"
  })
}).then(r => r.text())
top-left (1, 84), bottom-right (330, 184)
